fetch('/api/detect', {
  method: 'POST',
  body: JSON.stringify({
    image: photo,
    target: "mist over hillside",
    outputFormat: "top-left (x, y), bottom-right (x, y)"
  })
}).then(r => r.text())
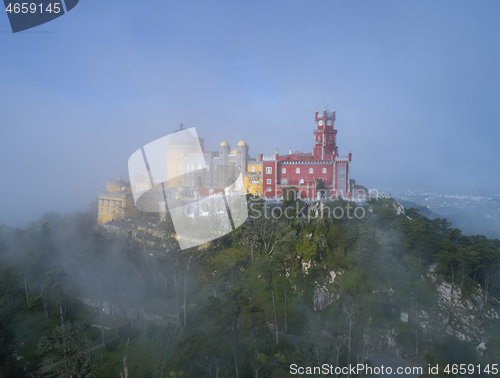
top-left (1, 194), bottom-right (499, 377)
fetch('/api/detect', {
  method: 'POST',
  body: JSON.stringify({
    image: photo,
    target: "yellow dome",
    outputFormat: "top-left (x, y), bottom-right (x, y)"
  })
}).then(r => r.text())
top-left (229, 149), bottom-right (237, 156)
top-left (220, 141), bottom-right (229, 147)
top-left (237, 140), bottom-right (247, 146)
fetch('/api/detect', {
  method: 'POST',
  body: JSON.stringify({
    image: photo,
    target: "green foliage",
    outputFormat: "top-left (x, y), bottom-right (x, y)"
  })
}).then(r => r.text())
top-left (296, 237), bottom-right (318, 261)
top-left (104, 337), bottom-right (120, 352)
top-left (484, 337), bottom-right (500, 361)
top-left (118, 323), bottom-right (141, 342)
top-left (426, 336), bottom-right (485, 376)
top-left (37, 320), bottom-right (103, 377)
top-left (315, 178), bottom-right (325, 191)
top-left (0, 197), bottom-right (499, 377)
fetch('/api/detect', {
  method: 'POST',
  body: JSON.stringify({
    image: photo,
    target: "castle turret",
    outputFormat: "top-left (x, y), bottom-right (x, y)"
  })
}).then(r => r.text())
top-left (236, 140), bottom-right (249, 173)
top-left (219, 141), bottom-right (231, 187)
top-left (313, 107), bottom-right (338, 160)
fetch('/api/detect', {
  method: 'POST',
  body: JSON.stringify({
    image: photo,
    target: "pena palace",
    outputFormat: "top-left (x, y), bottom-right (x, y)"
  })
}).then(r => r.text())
top-left (97, 107), bottom-right (366, 225)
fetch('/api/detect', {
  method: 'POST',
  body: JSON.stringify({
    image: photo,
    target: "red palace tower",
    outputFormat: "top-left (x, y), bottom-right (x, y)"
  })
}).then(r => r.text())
top-left (261, 107), bottom-right (358, 199)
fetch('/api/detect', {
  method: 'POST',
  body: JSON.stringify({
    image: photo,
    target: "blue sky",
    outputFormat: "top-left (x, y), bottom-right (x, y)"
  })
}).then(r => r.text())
top-left (1, 0), bottom-right (499, 227)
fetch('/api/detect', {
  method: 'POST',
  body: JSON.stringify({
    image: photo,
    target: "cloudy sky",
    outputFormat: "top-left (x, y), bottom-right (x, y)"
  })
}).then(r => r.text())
top-left (1, 0), bottom-right (499, 227)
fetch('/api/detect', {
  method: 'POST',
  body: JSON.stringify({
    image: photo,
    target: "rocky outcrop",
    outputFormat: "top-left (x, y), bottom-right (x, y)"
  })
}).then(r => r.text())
top-left (313, 270), bottom-right (341, 310)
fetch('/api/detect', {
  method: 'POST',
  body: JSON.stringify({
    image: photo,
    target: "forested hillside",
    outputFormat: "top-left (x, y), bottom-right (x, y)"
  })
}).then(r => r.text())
top-left (1, 195), bottom-right (499, 377)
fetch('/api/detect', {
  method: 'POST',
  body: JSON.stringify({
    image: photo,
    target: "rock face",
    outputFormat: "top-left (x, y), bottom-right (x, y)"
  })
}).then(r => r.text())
top-left (400, 311), bottom-right (409, 323)
top-left (309, 265), bottom-right (499, 359)
top-left (427, 269), bottom-right (495, 346)
top-left (313, 270), bottom-right (341, 310)
top-left (313, 286), bottom-right (334, 311)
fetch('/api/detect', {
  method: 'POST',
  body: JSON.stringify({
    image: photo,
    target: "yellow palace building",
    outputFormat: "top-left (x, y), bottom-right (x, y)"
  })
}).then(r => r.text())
top-left (97, 126), bottom-right (263, 224)
top-left (244, 159), bottom-right (262, 197)
top-left (97, 176), bottom-right (135, 225)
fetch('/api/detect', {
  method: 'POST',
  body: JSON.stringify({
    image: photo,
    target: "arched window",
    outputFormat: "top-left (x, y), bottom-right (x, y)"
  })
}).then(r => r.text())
top-left (309, 168), bottom-right (313, 174)
top-left (282, 168), bottom-right (286, 173)
top-left (299, 179), bottom-right (304, 184)
top-left (296, 168), bottom-right (300, 174)
top-left (322, 168), bottom-right (327, 174)
top-left (252, 166), bottom-right (255, 172)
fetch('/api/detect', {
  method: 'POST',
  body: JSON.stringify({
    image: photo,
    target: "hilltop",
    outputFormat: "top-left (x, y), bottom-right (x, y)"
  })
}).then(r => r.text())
top-left (0, 194), bottom-right (499, 377)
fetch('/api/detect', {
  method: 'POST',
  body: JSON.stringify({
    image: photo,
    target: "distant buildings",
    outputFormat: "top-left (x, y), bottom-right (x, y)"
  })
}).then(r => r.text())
top-left (97, 108), bottom-right (364, 224)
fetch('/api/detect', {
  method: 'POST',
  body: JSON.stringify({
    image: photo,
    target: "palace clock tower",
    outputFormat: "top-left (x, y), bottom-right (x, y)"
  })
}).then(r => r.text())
top-left (313, 108), bottom-right (338, 160)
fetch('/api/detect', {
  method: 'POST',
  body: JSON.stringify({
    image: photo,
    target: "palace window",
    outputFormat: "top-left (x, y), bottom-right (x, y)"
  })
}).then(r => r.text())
top-left (113, 209), bottom-right (115, 215)
top-left (299, 179), bottom-right (304, 184)
top-left (100, 199), bottom-right (103, 206)
top-left (266, 187), bottom-right (271, 192)
top-left (101, 207), bottom-right (103, 213)
top-left (296, 168), bottom-right (300, 174)
top-left (281, 178), bottom-right (287, 185)
top-left (267, 179), bottom-right (271, 184)
top-left (266, 167), bottom-right (272, 174)
top-left (107, 208), bottom-right (110, 214)
top-left (178, 164), bottom-right (181, 170)
top-left (251, 166), bottom-right (255, 172)
top-left (309, 168), bottom-right (313, 174)
top-left (106, 200), bottom-right (109, 206)
top-left (282, 168), bottom-right (286, 173)
top-left (322, 168), bottom-right (327, 174)
top-left (112, 200), bottom-right (115, 207)
top-left (118, 201), bottom-right (122, 207)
